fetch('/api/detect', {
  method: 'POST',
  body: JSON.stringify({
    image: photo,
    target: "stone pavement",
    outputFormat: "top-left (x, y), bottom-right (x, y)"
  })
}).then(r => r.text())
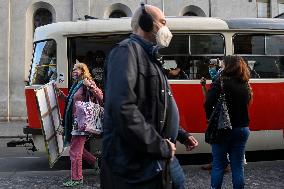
top-left (1, 122), bottom-right (284, 188)
top-left (0, 121), bottom-right (26, 138)
top-left (184, 160), bottom-right (284, 189)
top-left (0, 160), bottom-right (283, 189)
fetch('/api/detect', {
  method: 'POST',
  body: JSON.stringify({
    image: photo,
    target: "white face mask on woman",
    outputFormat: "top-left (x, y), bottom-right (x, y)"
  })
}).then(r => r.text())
top-left (155, 26), bottom-right (173, 48)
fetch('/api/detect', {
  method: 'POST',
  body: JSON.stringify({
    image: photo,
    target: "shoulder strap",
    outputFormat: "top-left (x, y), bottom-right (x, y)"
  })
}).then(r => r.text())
top-left (220, 76), bottom-right (224, 94)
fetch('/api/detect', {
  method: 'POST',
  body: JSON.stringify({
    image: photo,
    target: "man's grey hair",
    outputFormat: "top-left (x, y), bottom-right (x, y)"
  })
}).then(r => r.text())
top-left (131, 5), bottom-right (154, 32)
top-left (131, 7), bottom-right (143, 32)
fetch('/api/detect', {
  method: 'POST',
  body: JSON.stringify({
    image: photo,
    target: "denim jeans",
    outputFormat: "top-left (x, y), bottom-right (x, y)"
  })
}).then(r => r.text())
top-left (210, 127), bottom-right (250, 189)
top-left (170, 156), bottom-right (185, 189)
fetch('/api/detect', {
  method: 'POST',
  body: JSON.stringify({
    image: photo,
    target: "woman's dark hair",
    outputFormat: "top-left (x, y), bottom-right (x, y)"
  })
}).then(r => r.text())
top-left (222, 55), bottom-right (250, 82)
top-left (222, 55), bottom-right (253, 103)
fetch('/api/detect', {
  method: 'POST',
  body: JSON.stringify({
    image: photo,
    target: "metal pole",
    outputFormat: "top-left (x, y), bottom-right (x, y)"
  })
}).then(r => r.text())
top-left (161, 0), bottom-right (165, 13)
top-left (140, 0), bottom-right (146, 5)
top-left (209, 0), bottom-right (212, 17)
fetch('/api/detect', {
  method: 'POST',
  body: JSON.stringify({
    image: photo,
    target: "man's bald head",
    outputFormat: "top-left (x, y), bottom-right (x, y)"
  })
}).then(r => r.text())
top-left (131, 5), bottom-right (165, 33)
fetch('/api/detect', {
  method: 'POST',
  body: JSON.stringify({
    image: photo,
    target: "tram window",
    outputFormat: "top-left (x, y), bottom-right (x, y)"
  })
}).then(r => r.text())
top-left (241, 56), bottom-right (284, 78)
top-left (189, 34), bottom-right (225, 55)
top-left (160, 34), bottom-right (225, 56)
top-left (29, 40), bottom-right (57, 85)
top-left (163, 56), bottom-right (223, 80)
top-left (233, 34), bottom-right (284, 55)
top-left (266, 35), bottom-right (284, 55)
top-left (234, 34), bottom-right (284, 78)
top-left (161, 34), bottom-right (225, 80)
top-left (233, 34), bottom-right (265, 54)
top-left (159, 35), bottom-right (189, 55)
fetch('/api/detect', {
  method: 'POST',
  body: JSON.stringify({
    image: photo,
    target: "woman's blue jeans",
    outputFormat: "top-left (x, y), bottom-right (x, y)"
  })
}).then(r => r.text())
top-left (210, 127), bottom-right (250, 189)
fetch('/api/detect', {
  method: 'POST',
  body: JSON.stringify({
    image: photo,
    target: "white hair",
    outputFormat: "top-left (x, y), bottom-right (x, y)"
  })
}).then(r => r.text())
top-left (131, 6), bottom-right (143, 32)
top-left (131, 5), bottom-right (154, 32)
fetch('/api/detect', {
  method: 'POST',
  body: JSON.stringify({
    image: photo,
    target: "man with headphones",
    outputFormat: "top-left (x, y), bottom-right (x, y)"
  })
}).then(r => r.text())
top-left (101, 3), bottom-right (198, 189)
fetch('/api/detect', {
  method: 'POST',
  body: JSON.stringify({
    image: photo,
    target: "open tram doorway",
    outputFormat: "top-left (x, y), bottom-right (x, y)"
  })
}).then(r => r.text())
top-left (66, 34), bottom-right (129, 155)
top-left (67, 34), bottom-right (130, 90)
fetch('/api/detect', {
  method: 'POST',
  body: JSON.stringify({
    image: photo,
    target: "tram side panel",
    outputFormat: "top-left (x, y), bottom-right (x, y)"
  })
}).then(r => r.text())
top-left (171, 81), bottom-right (284, 153)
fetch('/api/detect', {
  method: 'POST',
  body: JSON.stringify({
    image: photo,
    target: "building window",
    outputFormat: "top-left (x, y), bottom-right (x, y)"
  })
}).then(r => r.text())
top-left (109, 10), bottom-right (127, 18)
top-left (34, 8), bottom-right (52, 30)
top-left (180, 5), bottom-right (206, 17)
top-left (257, 0), bottom-right (270, 18)
top-left (183, 12), bottom-right (198, 16)
top-left (279, 0), bottom-right (284, 14)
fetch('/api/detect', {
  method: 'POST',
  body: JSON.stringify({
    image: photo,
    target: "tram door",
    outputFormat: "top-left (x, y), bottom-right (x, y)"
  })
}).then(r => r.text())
top-left (66, 34), bottom-right (129, 153)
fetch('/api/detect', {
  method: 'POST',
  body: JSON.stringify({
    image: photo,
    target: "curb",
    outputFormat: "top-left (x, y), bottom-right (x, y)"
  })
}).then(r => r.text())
top-left (0, 121), bottom-right (26, 138)
top-left (0, 169), bottom-right (95, 177)
top-left (0, 135), bottom-right (27, 139)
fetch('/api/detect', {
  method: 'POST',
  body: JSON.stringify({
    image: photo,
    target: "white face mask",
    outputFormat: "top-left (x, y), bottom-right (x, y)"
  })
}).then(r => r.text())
top-left (155, 26), bottom-right (173, 48)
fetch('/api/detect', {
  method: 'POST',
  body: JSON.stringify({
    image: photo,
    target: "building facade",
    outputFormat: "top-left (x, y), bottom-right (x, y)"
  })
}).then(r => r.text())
top-left (0, 0), bottom-right (283, 121)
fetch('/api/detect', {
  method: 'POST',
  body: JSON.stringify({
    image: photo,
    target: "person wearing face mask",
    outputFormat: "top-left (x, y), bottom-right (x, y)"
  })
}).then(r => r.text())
top-left (208, 62), bottom-right (219, 82)
top-left (56, 61), bottom-right (103, 187)
top-left (201, 59), bottom-right (224, 96)
top-left (101, 3), bottom-right (198, 189)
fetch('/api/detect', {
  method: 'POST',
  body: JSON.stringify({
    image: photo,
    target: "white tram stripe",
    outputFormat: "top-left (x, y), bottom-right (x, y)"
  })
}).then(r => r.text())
top-left (168, 78), bottom-right (284, 84)
top-left (0, 157), bottom-right (41, 160)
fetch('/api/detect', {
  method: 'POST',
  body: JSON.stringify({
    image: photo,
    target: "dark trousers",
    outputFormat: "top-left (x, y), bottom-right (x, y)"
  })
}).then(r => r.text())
top-left (100, 159), bottom-right (165, 189)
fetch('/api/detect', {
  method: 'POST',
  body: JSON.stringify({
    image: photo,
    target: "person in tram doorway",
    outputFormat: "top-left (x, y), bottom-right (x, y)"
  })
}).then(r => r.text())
top-left (101, 3), bottom-right (198, 189)
top-left (204, 55), bottom-right (252, 189)
top-left (56, 61), bottom-right (103, 187)
top-left (91, 50), bottom-right (105, 89)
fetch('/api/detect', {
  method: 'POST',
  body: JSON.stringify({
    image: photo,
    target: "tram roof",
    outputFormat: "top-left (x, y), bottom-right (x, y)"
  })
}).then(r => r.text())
top-left (224, 18), bottom-right (284, 30)
top-left (34, 17), bottom-right (228, 41)
top-left (34, 17), bottom-right (284, 42)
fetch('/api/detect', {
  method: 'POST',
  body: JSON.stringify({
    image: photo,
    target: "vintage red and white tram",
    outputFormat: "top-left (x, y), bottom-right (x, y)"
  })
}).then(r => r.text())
top-left (25, 17), bottom-right (284, 157)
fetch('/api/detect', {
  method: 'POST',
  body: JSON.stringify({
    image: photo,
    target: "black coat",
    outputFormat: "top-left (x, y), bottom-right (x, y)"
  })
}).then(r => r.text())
top-left (103, 35), bottom-right (175, 185)
top-left (205, 77), bottom-right (250, 128)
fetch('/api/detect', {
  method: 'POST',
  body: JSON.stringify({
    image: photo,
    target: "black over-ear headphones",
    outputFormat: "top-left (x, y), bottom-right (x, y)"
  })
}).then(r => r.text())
top-left (138, 3), bottom-right (154, 32)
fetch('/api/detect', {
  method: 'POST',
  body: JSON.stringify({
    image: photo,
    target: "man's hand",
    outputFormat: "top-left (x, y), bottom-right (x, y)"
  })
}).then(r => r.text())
top-left (166, 139), bottom-right (176, 158)
top-left (168, 68), bottom-right (181, 77)
top-left (184, 136), bottom-right (198, 151)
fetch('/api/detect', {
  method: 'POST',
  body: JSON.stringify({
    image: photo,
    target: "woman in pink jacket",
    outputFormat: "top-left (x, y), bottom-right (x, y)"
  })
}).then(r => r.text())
top-left (57, 61), bottom-right (103, 187)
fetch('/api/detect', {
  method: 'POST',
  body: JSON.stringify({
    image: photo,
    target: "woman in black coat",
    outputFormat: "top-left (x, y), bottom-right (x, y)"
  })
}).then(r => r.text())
top-left (205, 55), bottom-right (252, 189)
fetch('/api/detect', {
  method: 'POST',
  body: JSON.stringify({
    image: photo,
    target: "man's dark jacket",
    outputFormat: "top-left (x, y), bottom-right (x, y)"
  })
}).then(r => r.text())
top-left (103, 34), bottom-right (176, 184)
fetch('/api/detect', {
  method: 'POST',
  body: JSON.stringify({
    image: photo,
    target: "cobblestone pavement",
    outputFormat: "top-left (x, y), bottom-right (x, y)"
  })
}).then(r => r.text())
top-left (0, 160), bottom-right (283, 189)
top-left (184, 160), bottom-right (284, 189)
